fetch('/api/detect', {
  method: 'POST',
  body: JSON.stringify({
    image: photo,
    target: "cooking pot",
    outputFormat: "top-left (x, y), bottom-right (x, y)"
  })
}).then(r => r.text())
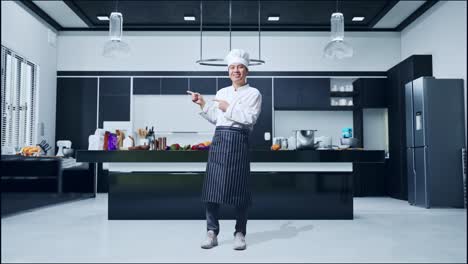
top-left (295, 130), bottom-right (320, 150)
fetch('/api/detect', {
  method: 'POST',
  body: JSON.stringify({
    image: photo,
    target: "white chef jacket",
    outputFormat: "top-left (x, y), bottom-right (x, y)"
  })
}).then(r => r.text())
top-left (199, 83), bottom-right (262, 131)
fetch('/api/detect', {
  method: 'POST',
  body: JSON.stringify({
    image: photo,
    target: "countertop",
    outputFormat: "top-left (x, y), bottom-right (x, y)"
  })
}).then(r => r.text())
top-left (76, 149), bottom-right (385, 163)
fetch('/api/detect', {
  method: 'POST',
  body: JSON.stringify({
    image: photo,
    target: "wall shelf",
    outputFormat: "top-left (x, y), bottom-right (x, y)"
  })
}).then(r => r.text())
top-left (330, 91), bottom-right (359, 97)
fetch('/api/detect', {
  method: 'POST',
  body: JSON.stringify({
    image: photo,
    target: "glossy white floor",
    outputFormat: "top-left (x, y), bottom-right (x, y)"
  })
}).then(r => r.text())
top-left (1, 194), bottom-right (466, 263)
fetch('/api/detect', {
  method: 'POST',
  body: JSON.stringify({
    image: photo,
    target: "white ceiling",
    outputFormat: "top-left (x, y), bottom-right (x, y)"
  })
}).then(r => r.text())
top-left (373, 0), bottom-right (426, 28)
top-left (32, 0), bottom-right (88, 28)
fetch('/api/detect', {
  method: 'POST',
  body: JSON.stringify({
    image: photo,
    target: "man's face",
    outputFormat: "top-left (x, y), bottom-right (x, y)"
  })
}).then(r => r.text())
top-left (228, 64), bottom-right (248, 84)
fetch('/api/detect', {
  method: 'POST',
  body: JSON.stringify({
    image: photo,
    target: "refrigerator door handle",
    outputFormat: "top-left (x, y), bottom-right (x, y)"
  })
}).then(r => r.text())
top-left (412, 149), bottom-right (417, 203)
top-left (423, 146), bottom-right (429, 208)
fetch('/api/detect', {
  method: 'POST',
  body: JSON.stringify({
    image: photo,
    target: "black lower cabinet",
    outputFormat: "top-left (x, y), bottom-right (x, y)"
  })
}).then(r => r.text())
top-left (108, 171), bottom-right (353, 220)
top-left (1, 157), bottom-right (94, 217)
top-left (1, 158), bottom-right (62, 193)
top-left (97, 165), bottom-right (109, 193)
top-left (62, 164), bottom-right (95, 193)
top-left (353, 162), bottom-right (387, 197)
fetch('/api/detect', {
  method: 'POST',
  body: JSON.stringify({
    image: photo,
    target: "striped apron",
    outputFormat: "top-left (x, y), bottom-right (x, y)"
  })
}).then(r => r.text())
top-left (201, 126), bottom-right (252, 207)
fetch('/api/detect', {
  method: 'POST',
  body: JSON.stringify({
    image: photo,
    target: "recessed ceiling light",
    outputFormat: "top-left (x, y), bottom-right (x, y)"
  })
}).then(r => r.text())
top-left (352, 16), bottom-right (365, 22)
top-left (268, 16), bottom-right (280, 21)
top-left (97, 15), bottom-right (109, 21)
top-left (184, 16), bottom-right (196, 21)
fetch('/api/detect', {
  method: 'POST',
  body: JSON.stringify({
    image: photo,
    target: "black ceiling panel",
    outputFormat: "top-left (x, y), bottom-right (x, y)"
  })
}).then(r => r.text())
top-left (25, 0), bottom-right (439, 32)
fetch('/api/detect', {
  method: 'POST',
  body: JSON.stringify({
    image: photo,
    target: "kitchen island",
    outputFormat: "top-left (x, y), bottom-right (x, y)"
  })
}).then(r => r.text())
top-left (76, 150), bottom-right (385, 220)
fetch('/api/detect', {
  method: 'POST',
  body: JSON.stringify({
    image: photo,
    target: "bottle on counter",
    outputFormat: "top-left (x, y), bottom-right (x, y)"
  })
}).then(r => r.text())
top-left (281, 138), bottom-right (288, 150)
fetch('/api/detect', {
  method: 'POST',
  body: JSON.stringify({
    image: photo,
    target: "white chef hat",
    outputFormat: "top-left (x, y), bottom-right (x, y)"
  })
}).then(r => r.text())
top-left (225, 49), bottom-right (250, 69)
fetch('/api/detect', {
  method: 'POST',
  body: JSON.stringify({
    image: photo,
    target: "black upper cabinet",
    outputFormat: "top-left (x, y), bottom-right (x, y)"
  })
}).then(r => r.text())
top-left (353, 78), bottom-right (388, 108)
top-left (274, 78), bottom-right (330, 110)
top-left (189, 78), bottom-right (216, 95)
top-left (133, 78), bottom-right (161, 95)
top-left (248, 78), bottom-right (273, 150)
top-left (98, 78), bottom-right (131, 128)
top-left (161, 78), bottom-right (189, 94)
top-left (300, 78), bottom-right (330, 109)
top-left (56, 78), bottom-right (97, 151)
top-left (274, 79), bottom-right (300, 109)
top-left (217, 77), bottom-right (232, 90)
top-left (100, 78), bottom-right (131, 96)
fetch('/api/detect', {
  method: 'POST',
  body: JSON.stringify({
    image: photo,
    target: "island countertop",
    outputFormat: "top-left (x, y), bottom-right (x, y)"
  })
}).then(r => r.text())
top-left (76, 149), bottom-right (385, 163)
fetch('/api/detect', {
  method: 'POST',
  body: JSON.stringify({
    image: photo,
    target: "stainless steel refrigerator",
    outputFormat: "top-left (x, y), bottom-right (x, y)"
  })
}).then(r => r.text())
top-left (405, 77), bottom-right (465, 208)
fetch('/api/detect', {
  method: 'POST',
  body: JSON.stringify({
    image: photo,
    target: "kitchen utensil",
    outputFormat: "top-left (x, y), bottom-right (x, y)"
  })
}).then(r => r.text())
top-left (63, 148), bottom-right (74, 158)
top-left (340, 137), bottom-right (359, 148)
top-left (295, 130), bottom-right (319, 150)
top-left (128, 145), bottom-right (150, 151)
top-left (56, 140), bottom-right (72, 156)
top-left (342, 128), bottom-right (353, 138)
top-left (316, 136), bottom-right (332, 149)
top-left (123, 136), bottom-right (134, 150)
top-left (38, 139), bottom-right (51, 155)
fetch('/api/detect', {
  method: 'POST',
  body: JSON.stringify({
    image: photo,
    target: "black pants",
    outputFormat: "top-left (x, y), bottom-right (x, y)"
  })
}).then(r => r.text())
top-left (206, 202), bottom-right (248, 236)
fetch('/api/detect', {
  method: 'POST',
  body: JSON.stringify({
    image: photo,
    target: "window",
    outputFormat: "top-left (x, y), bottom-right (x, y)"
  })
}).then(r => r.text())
top-left (1, 45), bottom-right (38, 150)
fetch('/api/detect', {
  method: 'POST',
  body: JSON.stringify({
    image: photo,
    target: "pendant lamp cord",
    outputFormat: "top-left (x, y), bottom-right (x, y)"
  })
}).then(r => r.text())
top-left (229, 0), bottom-right (232, 51)
top-left (258, 0), bottom-right (261, 60)
top-left (199, 0), bottom-right (203, 61)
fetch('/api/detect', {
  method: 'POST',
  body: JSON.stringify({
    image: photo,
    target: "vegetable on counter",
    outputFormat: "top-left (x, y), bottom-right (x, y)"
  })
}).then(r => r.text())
top-left (271, 144), bottom-right (281, 151)
top-left (165, 141), bottom-right (211, 151)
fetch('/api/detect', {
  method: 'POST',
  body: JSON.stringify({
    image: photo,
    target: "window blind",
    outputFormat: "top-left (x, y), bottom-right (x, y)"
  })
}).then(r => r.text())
top-left (1, 45), bottom-right (38, 150)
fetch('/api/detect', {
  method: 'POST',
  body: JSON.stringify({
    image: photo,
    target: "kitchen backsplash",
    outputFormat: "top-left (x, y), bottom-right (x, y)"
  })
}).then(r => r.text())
top-left (133, 95), bottom-right (216, 146)
top-left (274, 110), bottom-right (354, 147)
top-left (130, 95), bottom-right (387, 149)
top-left (363, 108), bottom-right (388, 151)
top-left (133, 95), bottom-right (216, 132)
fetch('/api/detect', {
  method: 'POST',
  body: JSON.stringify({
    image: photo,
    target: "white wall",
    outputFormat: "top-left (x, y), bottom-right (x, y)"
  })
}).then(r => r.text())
top-left (363, 109), bottom-right (388, 152)
top-left (57, 31), bottom-right (401, 72)
top-left (401, 1), bottom-right (467, 146)
top-left (401, 1), bottom-right (466, 83)
top-left (1, 1), bottom-right (57, 153)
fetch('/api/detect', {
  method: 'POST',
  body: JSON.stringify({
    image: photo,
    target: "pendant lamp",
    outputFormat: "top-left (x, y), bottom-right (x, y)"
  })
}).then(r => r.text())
top-left (323, 2), bottom-right (353, 59)
top-left (196, 0), bottom-right (265, 66)
top-left (103, 12), bottom-right (130, 58)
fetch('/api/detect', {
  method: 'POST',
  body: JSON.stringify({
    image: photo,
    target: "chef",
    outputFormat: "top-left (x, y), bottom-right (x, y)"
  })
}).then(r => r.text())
top-left (188, 49), bottom-right (262, 250)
